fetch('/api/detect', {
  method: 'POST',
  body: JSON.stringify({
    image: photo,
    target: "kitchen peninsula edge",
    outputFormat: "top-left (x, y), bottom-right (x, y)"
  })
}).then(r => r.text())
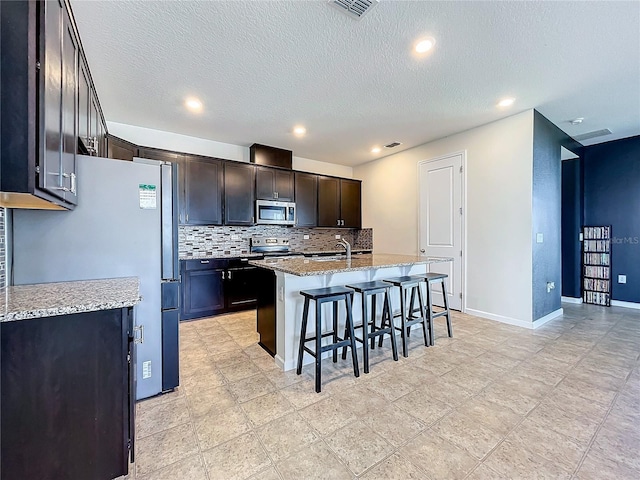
top-left (249, 254), bottom-right (452, 370)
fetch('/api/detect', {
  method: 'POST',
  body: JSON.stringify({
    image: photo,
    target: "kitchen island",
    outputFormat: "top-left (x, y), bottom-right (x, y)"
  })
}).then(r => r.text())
top-left (249, 254), bottom-right (452, 371)
top-left (1, 277), bottom-right (139, 480)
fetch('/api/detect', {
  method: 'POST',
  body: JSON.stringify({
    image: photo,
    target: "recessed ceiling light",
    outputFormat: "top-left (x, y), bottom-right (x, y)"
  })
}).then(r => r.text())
top-left (415, 37), bottom-right (436, 54)
top-left (570, 117), bottom-right (584, 125)
top-left (293, 126), bottom-right (307, 136)
top-left (497, 97), bottom-right (515, 108)
top-left (185, 97), bottom-right (202, 112)
top-left (371, 146), bottom-right (381, 154)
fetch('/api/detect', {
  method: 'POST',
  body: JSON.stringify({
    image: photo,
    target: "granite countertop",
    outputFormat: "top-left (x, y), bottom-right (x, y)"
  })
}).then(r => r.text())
top-left (248, 253), bottom-right (453, 276)
top-left (1, 277), bottom-right (140, 322)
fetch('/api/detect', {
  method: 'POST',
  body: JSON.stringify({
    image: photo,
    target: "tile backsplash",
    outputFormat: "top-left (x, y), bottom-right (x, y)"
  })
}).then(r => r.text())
top-left (179, 225), bottom-right (373, 258)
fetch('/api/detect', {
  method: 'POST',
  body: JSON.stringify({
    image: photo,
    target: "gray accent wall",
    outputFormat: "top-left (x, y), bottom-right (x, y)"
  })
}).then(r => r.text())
top-left (532, 111), bottom-right (563, 320)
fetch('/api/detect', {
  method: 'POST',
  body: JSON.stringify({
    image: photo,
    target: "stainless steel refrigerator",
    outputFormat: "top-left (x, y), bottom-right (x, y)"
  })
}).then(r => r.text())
top-left (12, 155), bottom-right (180, 400)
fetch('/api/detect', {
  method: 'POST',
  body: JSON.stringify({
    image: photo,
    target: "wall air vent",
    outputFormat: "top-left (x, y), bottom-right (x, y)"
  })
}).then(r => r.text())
top-left (384, 142), bottom-right (402, 148)
top-left (329, 0), bottom-right (379, 20)
top-left (574, 129), bottom-right (612, 142)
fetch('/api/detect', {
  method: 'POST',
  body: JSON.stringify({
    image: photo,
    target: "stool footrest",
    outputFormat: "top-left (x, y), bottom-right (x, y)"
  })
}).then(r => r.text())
top-left (431, 310), bottom-right (448, 319)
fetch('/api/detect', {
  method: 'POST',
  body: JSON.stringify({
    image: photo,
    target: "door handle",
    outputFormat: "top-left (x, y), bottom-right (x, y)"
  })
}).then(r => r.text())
top-left (420, 249), bottom-right (425, 253)
top-left (133, 325), bottom-right (144, 344)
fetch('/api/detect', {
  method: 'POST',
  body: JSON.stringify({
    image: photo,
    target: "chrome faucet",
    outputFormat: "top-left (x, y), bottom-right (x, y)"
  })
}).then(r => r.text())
top-left (336, 239), bottom-right (351, 259)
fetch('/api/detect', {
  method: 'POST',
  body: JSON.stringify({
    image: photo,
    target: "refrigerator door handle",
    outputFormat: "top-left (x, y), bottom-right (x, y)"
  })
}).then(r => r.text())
top-left (133, 325), bottom-right (144, 344)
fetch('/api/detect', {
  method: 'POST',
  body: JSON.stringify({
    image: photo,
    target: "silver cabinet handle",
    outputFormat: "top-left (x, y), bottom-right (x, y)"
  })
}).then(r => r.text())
top-left (70, 172), bottom-right (77, 195)
top-left (337, 219), bottom-right (340, 226)
top-left (186, 214), bottom-right (189, 222)
top-left (221, 271), bottom-right (225, 280)
top-left (227, 270), bottom-right (232, 280)
top-left (200, 260), bottom-right (210, 264)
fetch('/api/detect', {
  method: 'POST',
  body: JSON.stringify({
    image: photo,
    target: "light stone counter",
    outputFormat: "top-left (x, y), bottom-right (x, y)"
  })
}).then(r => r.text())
top-left (1, 277), bottom-right (140, 322)
top-left (249, 253), bottom-right (452, 276)
top-left (251, 254), bottom-right (453, 371)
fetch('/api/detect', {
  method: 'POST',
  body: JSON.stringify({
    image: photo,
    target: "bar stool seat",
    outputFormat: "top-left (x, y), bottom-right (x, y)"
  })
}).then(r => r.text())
top-left (421, 273), bottom-right (453, 345)
top-left (297, 286), bottom-right (359, 393)
top-left (342, 281), bottom-right (398, 373)
top-left (383, 275), bottom-right (431, 357)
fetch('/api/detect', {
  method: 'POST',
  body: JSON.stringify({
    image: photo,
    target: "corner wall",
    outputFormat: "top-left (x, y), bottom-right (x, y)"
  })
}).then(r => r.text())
top-left (354, 110), bottom-right (535, 325)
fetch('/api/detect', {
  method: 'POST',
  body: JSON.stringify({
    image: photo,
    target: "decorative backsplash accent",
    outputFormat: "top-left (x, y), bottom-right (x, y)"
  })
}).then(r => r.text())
top-left (0, 208), bottom-right (6, 290)
top-left (179, 225), bottom-right (373, 258)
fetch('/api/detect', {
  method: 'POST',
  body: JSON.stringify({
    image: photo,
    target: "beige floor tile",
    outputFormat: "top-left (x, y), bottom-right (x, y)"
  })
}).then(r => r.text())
top-left (440, 365), bottom-right (495, 392)
top-left (247, 466), bottom-right (282, 480)
top-left (298, 395), bottom-right (358, 436)
top-left (219, 360), bottom-right (262, 383)
top-left (194, 404), bottom-right (251, 450)
top-left (202, 432), bottom-right (271, 480)
top-left (359, 452), bottom-right (426, 479)
top-left (179, 357), bottom-right (219, 379)
top-left (228, 373), bottom-right (277, 403)
top-left (324, 420), bottom-right (393, 475)
top-left (275, 440), bottom-right (352, 480)
top-left (449, 339), bottom-right (488, 357)
top-left (187, 384), bottom-right (237, 418)
top-left (489, 342), bottom-right (535, 361)
top-left (136, 387), bottom-right (185, 409)
top-left (421, 377), bottom-right (475, 406)
top-left (431, 410), bottom-right (504, 459)
top-left (241, 391), bottom-right (295, 427)
top-left (181, 370), bottom-right (226, 395)
top-left (507, 417), bottom-right (587, 470)
top-left (476, 381), bottom-right (540, 415)
top-left (359, 403), bottom-right (426, 447)
top-left (135, 396), bottom-right (191, 438)
top-left (512, 362), bottom-right (566, 386)
top-left (279, 380), bottom-right (329, 409)
top-left (364, 370), bottom-right (416, 401)
top-left (498, 373), bottom-right (552, 399)
top-left (565, 365), bottom-right (627, 391)
top-left (575, 448), bottom-right (640, 480)
top-left (475, 351), bottom-right (522, 370)
top-left (456, 397), bottom-right (522, 436)
top-left (553, 376), bottom-right (618, 406)
top-left (393, 388), bottom-right (452, 425)
top-left (464, 463), bottom-right (509, 480)
top-left (135, 423), bottom-right (199, 476)
top-left (402, 432), bottom-right (478, 480)
top-left (541, 387), bottom-right (611, 422)
top-left (136, 454), bottom-right (207, 480)
top-left (262, 367), bottom-right (312, 389)
top-left (526, 404), bottom-right (600, 445)
top-left (591, 424), bottom-right (640, 470)
top-left (257, 412), bottom-right (319, 462)
top-left (483, 439), bottom-right (572, 479)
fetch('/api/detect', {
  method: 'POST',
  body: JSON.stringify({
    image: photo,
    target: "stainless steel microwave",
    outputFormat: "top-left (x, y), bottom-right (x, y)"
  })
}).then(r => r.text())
top-left (256, 200), bottom-right (296, 225)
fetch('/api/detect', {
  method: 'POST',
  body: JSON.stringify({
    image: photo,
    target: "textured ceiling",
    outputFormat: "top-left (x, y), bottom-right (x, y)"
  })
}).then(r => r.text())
top-left (71, 0), bottom-right (640, 166)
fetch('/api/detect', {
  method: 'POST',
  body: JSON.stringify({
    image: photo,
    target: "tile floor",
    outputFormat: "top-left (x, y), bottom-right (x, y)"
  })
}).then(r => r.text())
top-left (123, 303), bottom-right (640, 480)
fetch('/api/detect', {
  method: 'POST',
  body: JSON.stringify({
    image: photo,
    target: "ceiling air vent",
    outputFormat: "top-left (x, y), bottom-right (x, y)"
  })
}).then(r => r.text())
top-left (384, 141), bottom-right (402, 149)
top-left (574, 129), bottom-right (612, 142)
top-left (329, 0), bottom-right (379, 20)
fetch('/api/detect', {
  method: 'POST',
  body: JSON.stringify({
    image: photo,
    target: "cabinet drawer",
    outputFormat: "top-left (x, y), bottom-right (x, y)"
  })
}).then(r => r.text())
top-left (182, 258), bottom-right (228, 271)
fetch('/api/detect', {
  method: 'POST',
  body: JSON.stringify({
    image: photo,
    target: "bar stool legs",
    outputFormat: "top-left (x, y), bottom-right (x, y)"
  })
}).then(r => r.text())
top-left (384, 276), bottom-right (430, 358)
top-left (423, 273), bottom-right (453, 345)
top-left (296, 287), bottom-right (359, 393)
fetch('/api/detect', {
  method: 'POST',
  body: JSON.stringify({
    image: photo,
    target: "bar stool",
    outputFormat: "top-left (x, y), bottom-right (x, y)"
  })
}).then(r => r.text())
top-left (422, 272), bottom-right (453, 345)
top-left (383, 276), bottom-right (430, 357)
top-left (341, 281), bottom-right (399, 374)
top-left (296, 286), bottom-right (359, 393)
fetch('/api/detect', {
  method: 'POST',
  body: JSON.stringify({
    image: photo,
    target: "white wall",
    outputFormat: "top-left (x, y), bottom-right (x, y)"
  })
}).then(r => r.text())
top-left (107, 122), bottom-right (352, 178)
top-left (353, 110), bottom-right (535, 325)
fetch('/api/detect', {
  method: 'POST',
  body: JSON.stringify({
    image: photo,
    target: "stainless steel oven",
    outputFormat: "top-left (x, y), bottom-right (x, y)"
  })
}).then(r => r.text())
top-left (256, 200), bottom-right (296, 225)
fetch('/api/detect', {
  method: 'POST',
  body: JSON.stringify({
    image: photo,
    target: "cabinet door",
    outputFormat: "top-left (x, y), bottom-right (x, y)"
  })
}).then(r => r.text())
top-left (294, 172), bottom-right (317, 227)
top-left (224, 162), bottom-right (255, 225)
top-left (182, 268), bottom-right (225, 319)
top-left (340, 179), bottom-right (361, 228)
top-left (78, 61), bottom-right (90, 154)
top-left (41, 0), bottom-right (64, 196)
top-left (107, 135), bottom-right (139, 162)
top-left (274, 169), bottom-right (294, 201)
top-left (317, 176), bottom-right (340, 227)
top-left (255, 166), bottom-right (276, 200)
top-left (184, 156), bottom-right (223, 225)
top-left (60, 12), bottom-right (78, 205)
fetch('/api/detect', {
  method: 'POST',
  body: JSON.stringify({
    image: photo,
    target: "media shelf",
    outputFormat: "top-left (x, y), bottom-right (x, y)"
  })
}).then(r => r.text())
top-left (582, 226), bottom-right (611, 306)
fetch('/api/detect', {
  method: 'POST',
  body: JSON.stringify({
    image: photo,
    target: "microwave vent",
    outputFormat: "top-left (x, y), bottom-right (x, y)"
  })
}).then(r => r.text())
top-left (329, 0), bottom-right (379, 20)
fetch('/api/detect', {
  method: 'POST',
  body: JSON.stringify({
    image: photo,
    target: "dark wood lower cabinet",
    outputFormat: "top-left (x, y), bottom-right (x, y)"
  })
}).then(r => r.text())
top-left (1, 307), bottom-right (135, 480)
top-left (180, 258), bottom-right (259, 320)
top-left (256, 268), bottom-right (276, 356)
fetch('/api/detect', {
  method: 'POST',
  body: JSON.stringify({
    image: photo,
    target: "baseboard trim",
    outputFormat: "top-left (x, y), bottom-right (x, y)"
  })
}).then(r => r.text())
top-left (611, 300), bottom-right (640, 310)
top-left (533, 308), bottom-right (564, 328)
top-left (465, 308), bottom-right (534, 329)
top-left (561, 296), bottom-right (583, 304)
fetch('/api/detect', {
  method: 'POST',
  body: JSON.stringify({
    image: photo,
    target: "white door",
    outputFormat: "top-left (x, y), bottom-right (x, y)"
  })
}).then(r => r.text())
top-left (418, 153), bottom-right (464, 310)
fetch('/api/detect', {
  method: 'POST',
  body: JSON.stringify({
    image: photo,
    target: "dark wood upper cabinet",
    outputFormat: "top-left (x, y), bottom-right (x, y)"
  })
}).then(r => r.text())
top-left (294, 172), bottom-right (318, 227)
top-left (256, 166), bottom-right (293, 201)
top-left (317, 176), bottom-right (341, 227)
top-left (224, 162), bottom-right (255, 225)
top-left (340, 178), bottom-right (362, 228)
top-left (318, 176), bottom-right (361, 228)
top-left (107, 134), bottom-right (139, 162)
top-left (0, 0), bottom-right (107, 209)
top-left (250, 143), bottom-right (292, 169)
top-left (184, 155), bottom-right (223, 225)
